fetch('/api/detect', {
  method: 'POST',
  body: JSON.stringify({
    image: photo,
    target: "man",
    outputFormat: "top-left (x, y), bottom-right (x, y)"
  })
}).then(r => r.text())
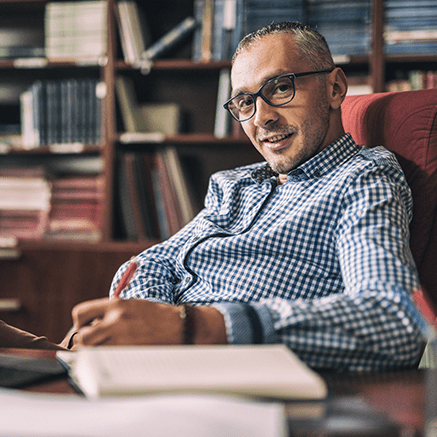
top-left (67, 21), bottom-right (426, 371)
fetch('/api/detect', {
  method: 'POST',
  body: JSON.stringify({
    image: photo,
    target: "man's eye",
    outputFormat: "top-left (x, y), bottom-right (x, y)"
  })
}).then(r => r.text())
top-left (236, 95), bottom-right (254, 110)
top-left (274, 81), bottom-right (293, 94)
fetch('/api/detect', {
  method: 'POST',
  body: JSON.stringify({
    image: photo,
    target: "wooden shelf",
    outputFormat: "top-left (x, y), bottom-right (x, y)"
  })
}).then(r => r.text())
top-left (115, 58), bottom-right (232, 71)
top-left (116, 132), bottom-right (249, 146)
top-left (16, 238), bottom-right (156, 253)
top-left (385, 54), bottom-right (437, 64)
top-left (1, 144), bottom-right (102, 155)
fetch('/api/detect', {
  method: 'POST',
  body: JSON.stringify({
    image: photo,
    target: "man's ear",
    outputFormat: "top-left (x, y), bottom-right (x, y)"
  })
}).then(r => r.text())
top-left (327, 67), bottom-right (348, 110)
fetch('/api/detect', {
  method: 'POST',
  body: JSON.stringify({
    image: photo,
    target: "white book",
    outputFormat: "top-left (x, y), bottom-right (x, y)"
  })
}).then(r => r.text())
top-left (20, 90), bottom-right (38, 149)
top-left (57, 344), bottom-right (327, 400)
top-left (214, 67), bottom-right (232, 138)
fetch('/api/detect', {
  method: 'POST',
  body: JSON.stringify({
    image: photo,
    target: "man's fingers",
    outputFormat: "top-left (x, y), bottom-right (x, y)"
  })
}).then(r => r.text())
top-left (72, 297), bottom-right (111, 328)
top-left (75, 319), bottom-right (112, 346)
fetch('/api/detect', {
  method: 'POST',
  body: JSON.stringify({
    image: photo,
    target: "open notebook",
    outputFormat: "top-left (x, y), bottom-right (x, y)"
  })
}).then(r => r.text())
top-left (57, 344), bottom-right (327, 400)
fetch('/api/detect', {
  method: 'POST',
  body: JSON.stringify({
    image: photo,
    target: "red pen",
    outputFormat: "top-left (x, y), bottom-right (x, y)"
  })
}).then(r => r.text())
top-left (113, 259), bottom-right (138, 298)
top-left (64, 259), bottom-right (138, 349)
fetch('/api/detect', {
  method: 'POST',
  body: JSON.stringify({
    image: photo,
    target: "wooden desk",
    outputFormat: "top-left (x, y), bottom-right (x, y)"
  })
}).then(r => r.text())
top-left (0, 348), bottom-right (427, 437)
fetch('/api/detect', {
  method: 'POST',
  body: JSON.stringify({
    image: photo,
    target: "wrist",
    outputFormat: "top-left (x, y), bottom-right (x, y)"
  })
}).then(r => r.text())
top-left (191, 306), bottom-right (228, 345)
top-left (179, 304), bottom-right (195, 344)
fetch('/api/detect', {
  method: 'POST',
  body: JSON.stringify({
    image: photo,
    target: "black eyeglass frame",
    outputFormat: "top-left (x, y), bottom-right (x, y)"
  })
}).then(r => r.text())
top-left (223, 69), bottom-right (334, 122)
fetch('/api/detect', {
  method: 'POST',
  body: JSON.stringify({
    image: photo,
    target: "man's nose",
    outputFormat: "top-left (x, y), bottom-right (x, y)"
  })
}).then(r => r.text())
top-left (252, 97), bottom-right (279, 127)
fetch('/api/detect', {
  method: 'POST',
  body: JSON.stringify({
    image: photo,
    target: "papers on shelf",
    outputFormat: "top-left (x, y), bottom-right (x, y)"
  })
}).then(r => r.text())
top-left (119, 132), bottom-right (165, 144)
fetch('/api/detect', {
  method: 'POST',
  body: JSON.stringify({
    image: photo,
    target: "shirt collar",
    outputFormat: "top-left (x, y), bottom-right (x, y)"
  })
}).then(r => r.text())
top-left (251, 133), bottom-right (360, 184)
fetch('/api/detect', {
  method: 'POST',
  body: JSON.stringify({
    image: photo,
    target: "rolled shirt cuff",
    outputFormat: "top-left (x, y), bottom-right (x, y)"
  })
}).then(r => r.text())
top-left (212, 302), bottom-right (276, 345)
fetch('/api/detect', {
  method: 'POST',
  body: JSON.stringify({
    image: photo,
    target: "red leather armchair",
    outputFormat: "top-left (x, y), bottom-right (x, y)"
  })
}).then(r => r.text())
top-left (342, 89), bottom-right (437, 314)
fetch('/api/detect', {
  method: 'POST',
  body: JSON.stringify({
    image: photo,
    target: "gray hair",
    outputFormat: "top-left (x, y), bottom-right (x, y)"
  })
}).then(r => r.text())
top-left (233, 21), bottom-right (335, 72)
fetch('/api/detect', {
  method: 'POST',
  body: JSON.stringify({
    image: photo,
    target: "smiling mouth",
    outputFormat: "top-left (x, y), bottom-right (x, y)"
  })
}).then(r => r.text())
top-left (264, 133), bottom-right (293, 143)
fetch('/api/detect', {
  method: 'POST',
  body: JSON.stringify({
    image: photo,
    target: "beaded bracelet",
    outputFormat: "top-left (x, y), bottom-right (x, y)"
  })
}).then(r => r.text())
top-left (179, 303), bottom-right (195, 345)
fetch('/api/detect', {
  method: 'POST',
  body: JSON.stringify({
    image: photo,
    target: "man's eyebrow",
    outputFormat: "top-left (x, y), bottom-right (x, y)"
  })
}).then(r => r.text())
top-left (231, 69), bottom-right (293, 98)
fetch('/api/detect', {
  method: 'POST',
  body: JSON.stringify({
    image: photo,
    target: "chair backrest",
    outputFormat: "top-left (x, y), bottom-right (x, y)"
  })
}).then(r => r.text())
top-left (342, 89), bottom-right (437, 311)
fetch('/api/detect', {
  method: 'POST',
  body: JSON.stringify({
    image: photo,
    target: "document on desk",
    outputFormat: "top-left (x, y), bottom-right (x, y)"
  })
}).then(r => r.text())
top-left (57, 344), bottom-right (327, 400)
top-left (0, 390), bottom-right (286, 437)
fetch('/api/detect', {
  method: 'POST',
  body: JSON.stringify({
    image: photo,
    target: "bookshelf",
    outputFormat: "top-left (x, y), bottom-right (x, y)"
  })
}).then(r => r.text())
top-left (0, 0), bottom-right (435, 245)
top-left (0, 0), bottom-right (436, 340)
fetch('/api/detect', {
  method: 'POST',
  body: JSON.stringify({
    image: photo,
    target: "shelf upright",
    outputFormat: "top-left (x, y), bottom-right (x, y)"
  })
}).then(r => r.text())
top-left (371, 0), bottom-right (385, 92)
top-left (101, 0), bottom-right (117, 241)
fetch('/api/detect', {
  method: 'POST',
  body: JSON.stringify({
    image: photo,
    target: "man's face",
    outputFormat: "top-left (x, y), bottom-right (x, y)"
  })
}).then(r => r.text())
top-left (231, 34), bottom-right (332, 183)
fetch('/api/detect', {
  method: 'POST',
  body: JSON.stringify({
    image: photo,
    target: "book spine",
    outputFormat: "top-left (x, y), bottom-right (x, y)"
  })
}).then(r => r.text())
top-left (200, 0), bottom-right (214, 62)
top-left (143, 16), bottom-right (196, 60)
top-left (214, 68), bottom-right (232, 138)
top-left (20, 89), bottom-right (36, 149)
top-left (192, 0), bottom-right (204, 61)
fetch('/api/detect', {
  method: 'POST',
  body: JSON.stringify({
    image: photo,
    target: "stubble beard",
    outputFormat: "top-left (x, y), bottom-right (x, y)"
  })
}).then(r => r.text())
top-left (262, 100), bottom-right (331, 175)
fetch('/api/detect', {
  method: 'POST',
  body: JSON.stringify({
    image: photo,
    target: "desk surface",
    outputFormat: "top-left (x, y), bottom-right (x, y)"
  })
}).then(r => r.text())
top-left (0, 348), bottom-right (427, 437)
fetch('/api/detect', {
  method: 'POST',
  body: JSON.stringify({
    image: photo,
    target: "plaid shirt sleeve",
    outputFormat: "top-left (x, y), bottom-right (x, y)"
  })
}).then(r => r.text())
top-left (110, 135), bottom-right (427, 371)
top-left (214, 149), bottom-right (426, 371)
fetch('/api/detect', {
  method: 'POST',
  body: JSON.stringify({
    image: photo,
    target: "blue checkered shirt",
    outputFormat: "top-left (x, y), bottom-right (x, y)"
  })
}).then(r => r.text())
top-left (111, 134), bottom-right (427, 371)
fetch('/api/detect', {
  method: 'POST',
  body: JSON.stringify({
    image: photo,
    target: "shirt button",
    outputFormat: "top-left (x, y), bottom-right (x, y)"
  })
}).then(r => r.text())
top-left (314, 170), bottom-right (321, 178)
top-left (183, 277), bottom-right (190, 284)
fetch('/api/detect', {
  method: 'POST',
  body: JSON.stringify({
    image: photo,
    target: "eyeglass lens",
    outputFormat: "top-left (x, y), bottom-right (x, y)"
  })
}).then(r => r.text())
top-left (227, 75), bottom-right (296, 121)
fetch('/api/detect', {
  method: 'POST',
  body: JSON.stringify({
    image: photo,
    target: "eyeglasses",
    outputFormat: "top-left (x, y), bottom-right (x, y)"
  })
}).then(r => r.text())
top-left (223, 69), bottom-right (333, 122)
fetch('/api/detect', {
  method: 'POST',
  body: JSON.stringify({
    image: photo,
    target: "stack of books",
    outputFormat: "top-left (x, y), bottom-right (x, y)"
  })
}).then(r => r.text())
top-left (0, 168), bottom-right (51, 240)
top-left (20, 78), bottom-right (103, 149)
top-left (384, 0), bottom-right (437, 55)
top-left (307, 0), bottom-right (371, 57)
top-left (45, 175), bottom-right (104, 242)
top-left (45, 1), bottom-right (107, 62)
top-left (0, 167), bottom-right (104, 242)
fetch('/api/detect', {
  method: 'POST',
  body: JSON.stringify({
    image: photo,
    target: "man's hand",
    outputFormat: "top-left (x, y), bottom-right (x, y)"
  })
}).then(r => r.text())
top-left (70, 298), bottom-right (227, 348)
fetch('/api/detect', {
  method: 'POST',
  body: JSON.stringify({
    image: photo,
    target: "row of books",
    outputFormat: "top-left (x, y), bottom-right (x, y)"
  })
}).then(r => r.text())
top-left (307, 0), bottom-right (371, 57)
top-left (117, 148), bottom-right (200, 242)
top-left (0, 167), bottom-right (103, 241)
top-left (20, 78), bottom-right (103, 149)
top-left (4, 1), bottom-right (437, 65)
top-left (384, 0), bottom-right (437, 55)
top-left (192, 0), bottom-right (372, 61)
top-left (387, 70), bottom-right (437, 92)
